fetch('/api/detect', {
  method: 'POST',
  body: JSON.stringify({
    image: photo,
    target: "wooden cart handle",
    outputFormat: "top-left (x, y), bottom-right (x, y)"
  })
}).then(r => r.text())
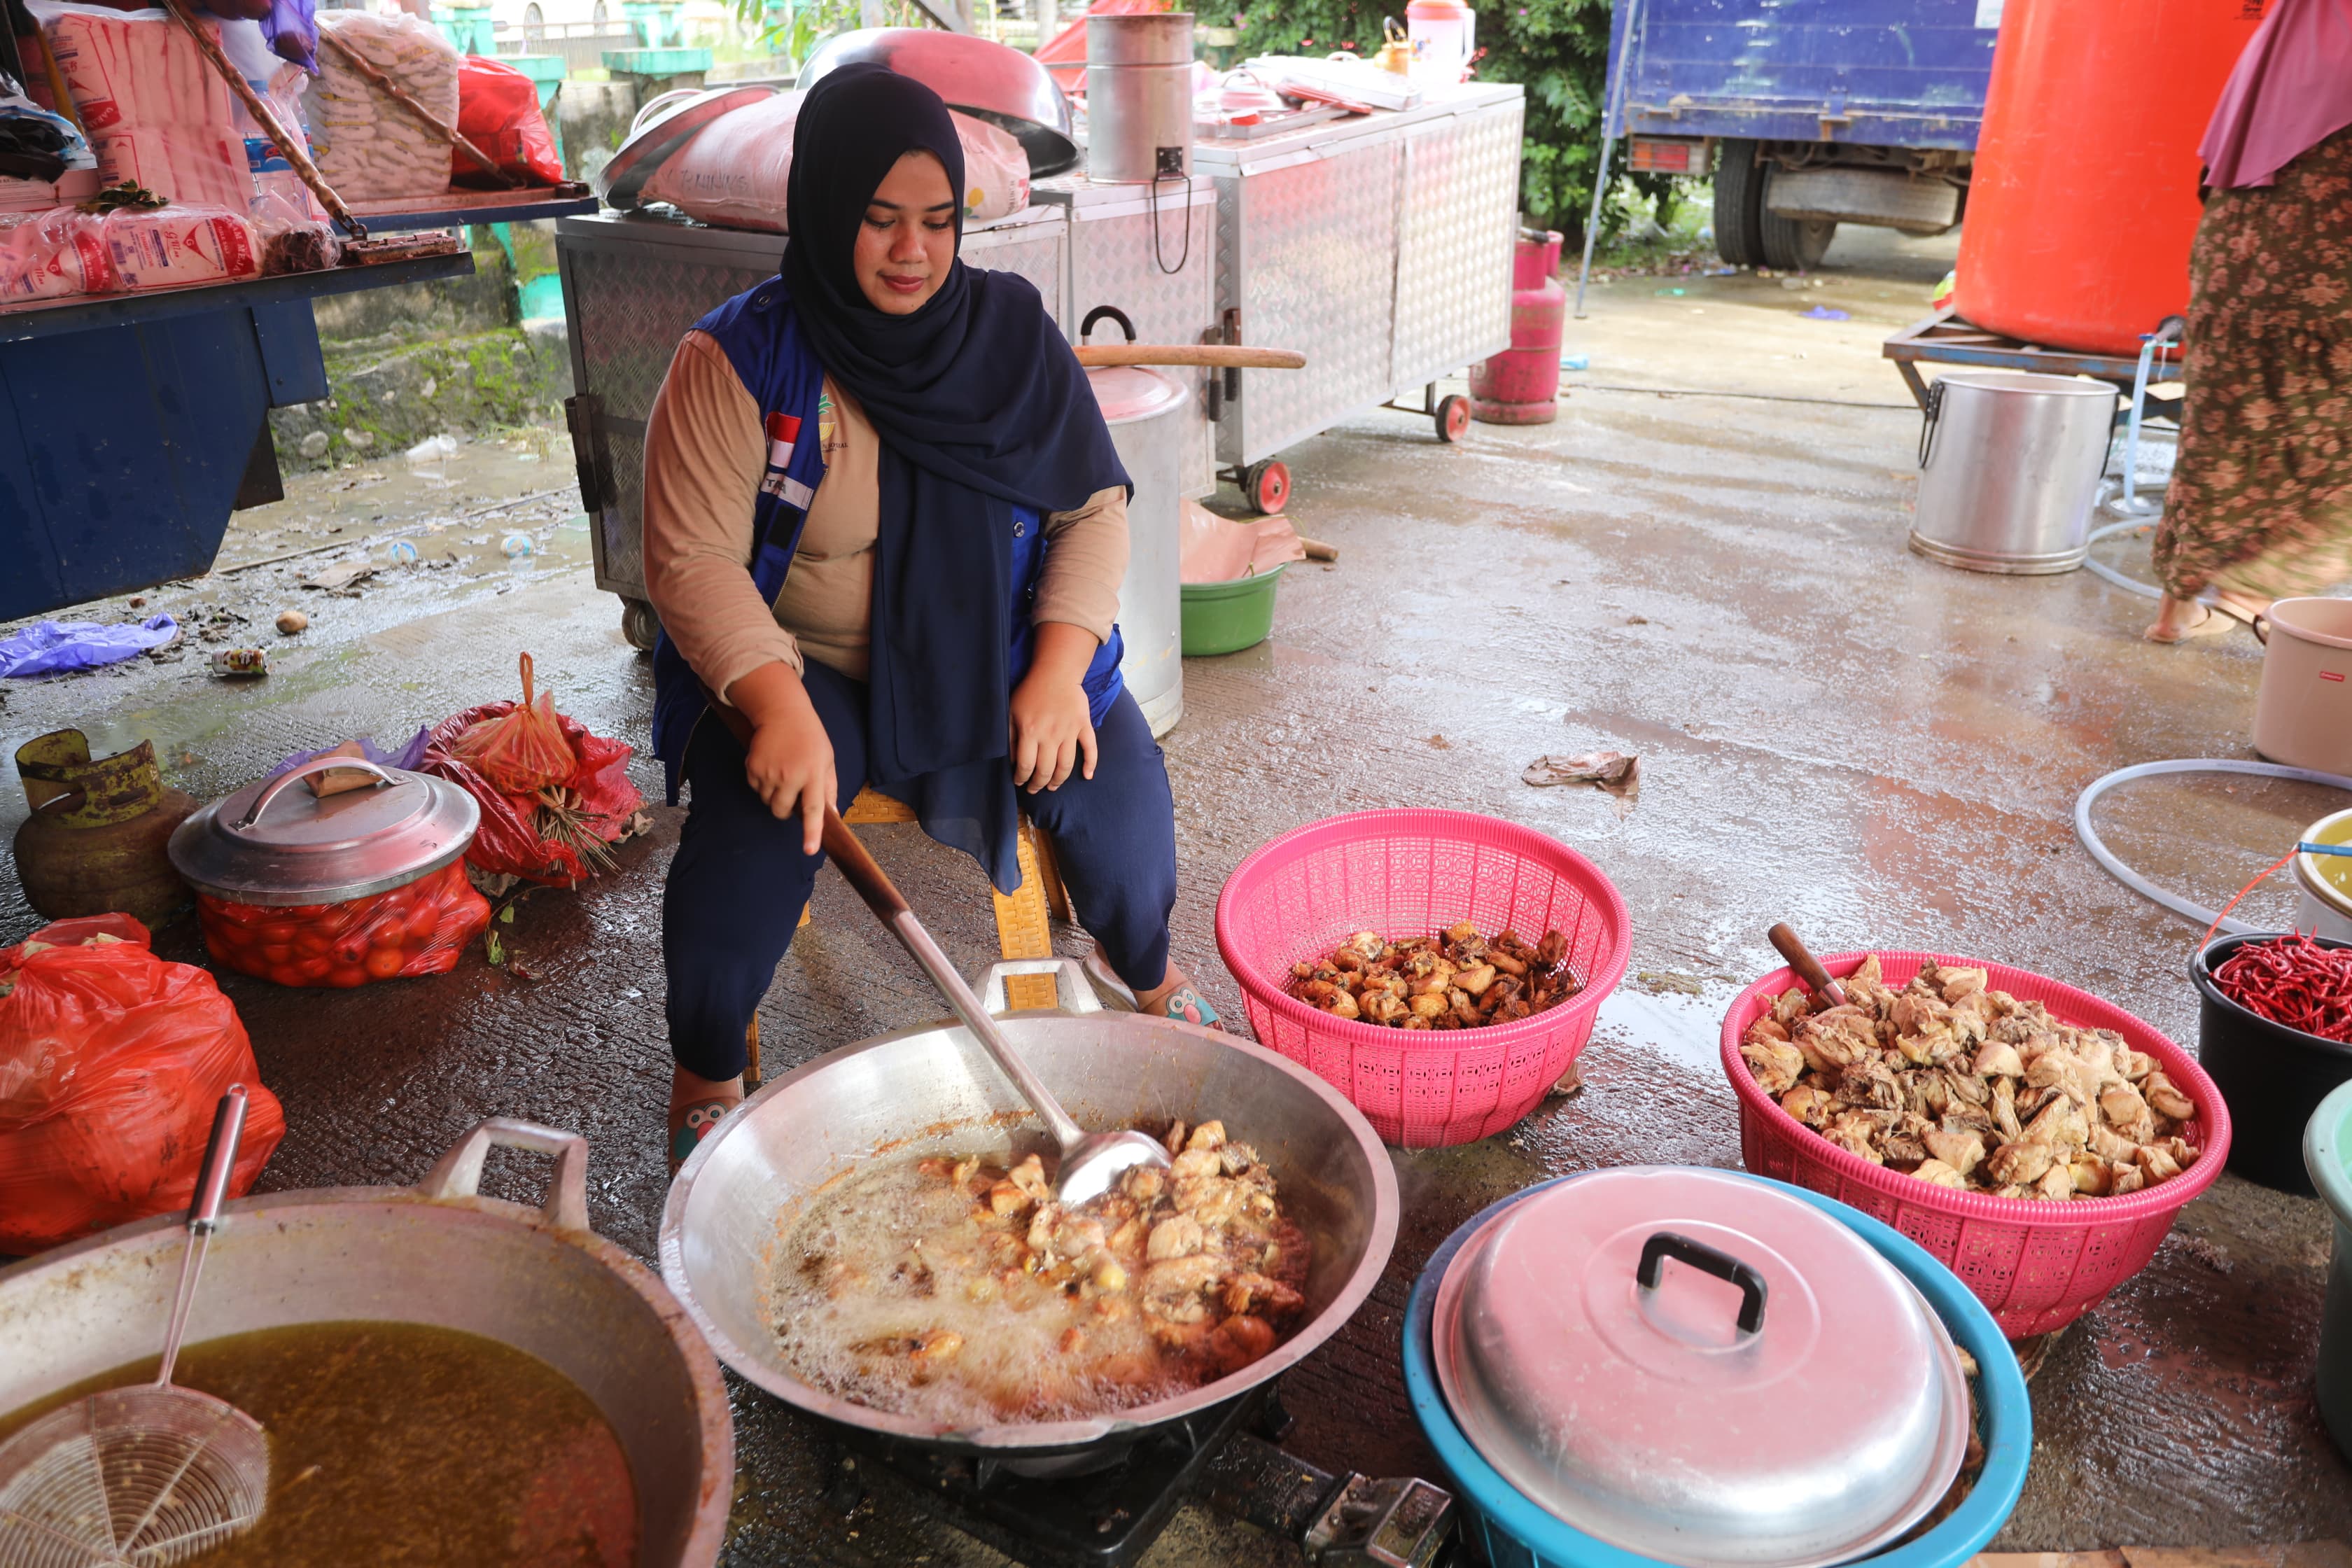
top-left (160, 0), bottom-right (369, 239)
top-left (1074, 343), bottom-right (1307, 370)
top-left (320, 27), bottom-right (518, 190)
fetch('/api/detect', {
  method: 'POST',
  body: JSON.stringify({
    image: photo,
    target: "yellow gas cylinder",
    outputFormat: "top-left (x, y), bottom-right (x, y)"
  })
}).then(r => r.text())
top-left (13, 729), bottom-right (198, 927)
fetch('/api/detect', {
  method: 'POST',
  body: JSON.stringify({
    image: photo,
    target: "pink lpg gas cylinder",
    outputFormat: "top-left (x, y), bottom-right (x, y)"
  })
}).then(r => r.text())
top-left (1469, 229), bottom-right (1564, 425)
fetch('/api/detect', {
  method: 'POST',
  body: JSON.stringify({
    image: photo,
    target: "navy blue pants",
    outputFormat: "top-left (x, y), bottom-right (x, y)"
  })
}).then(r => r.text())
top-left (662, 660), bottom-right (1179, 1081)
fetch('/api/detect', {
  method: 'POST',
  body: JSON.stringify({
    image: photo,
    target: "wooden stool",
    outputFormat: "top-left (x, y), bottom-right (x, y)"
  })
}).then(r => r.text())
top-left (746, 786), bottom-right (1070, 1084)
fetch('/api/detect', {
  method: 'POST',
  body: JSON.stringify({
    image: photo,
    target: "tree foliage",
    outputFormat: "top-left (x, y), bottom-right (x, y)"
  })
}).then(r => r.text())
top-left (1233, 0), bottom-right (1660, 241)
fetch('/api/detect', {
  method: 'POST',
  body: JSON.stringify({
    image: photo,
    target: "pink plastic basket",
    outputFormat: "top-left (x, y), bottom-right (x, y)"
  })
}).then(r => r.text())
top-left (1214, 811), bottom-right (1631, 1147)
top-left (1721, 951), bottom-right (2233, 1338)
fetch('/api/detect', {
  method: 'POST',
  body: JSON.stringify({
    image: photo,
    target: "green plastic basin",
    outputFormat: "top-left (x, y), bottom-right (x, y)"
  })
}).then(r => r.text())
top-left (2310, 1078), bottom-right (2352, 1463)
top-left (1180, 565), bottom-right (1284, 657)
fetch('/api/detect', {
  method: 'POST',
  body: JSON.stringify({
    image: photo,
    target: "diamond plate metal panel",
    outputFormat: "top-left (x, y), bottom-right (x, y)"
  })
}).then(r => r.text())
top-left (1218, 137), bottom-right (1402, 466)
top-left (1391, 96), bottom-right (1522, 393)
top-left (965, 222), bottom-right (1070, 334)
top-left (1052, 187), bottom-right (1217, 497)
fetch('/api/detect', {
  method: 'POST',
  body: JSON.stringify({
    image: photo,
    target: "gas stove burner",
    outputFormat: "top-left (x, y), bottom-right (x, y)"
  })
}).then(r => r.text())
top-left (813, 1382), bottom-right (1456, 1568)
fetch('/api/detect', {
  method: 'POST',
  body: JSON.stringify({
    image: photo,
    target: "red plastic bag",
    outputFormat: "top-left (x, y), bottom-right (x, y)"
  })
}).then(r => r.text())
top-left (0, 913), bottom-right (286, 1255)
top-left (196, 859), bottom-right (492, 988)
top-left (423, 653), bottom-right (645, 887)
top-left (447, 651), bottom-right (575, 794)
top-left (452, 55), bottom-right (564, 189)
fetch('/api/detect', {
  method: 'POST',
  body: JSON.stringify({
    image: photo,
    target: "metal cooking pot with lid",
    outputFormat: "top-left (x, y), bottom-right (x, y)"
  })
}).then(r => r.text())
top-left (169, 757), bottom-right (477, 905)
top-left (0, 1120), bottom-right (733, 1565)
top-left (662, 958), bottom-right (1398, 1466)
top-left (1430, 1166), bottom-right (1970, 1568)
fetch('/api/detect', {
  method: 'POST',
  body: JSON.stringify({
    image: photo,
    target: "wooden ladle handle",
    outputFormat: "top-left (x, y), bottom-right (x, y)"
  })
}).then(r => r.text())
top-left (1768, 923), bottom-right (1849, 1008)
top-left (820, 802), bottom-right (910, 923)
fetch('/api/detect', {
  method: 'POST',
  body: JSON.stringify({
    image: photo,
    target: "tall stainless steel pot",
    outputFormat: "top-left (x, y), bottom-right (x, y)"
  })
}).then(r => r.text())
top-left (1908, 371), bottom-right (2116, 575)
top-left (1085, 307), bottom-right (1189, 737)
top-left (0, 1120), bottom-right (734, 1566)
top-left (661, 958), bottom-right (1397, 1471)
top-left (1086, 13), bottom-right (1194, 183)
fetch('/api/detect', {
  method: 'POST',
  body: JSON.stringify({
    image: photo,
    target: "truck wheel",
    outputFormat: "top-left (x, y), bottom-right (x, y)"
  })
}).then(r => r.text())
top-left (621, 597), bottom-right (661, 652)
top-left (1759, 166), bottom-right (1836, 271)
top-left (1712, 139), bottom-right (1767, 267)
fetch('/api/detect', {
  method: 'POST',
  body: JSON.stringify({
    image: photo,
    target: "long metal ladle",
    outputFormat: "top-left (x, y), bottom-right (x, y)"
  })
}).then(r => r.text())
top-left (820, 803), bottom-right (1172, 1206)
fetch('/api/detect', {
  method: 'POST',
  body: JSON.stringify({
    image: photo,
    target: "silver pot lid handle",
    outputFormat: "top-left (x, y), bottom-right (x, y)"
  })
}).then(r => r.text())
top-left (419, 1118), bottom-right (592, 1233)
top-left (979, 957), bottom-right (1102, 1016)
top-left (231, 755), bottom-right (400, 831)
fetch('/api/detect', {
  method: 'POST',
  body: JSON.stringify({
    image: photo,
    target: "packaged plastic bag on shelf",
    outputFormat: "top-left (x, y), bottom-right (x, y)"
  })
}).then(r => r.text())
top-left (305, 11), bottom-right (457, 202)
top-left (0, 74), bottom-right (93, 183)
top-left (452, 55), bottom-right (562, 189)
top-left (196, 858), bottom-right (491, 988)
top-left (99, 202), bottom-right (259, 288)
top-left (29, 1), bottom-right (256, 210)
top-left (0, 913), bottom-right (286, 1255)
top-left (640, 92), bottom-right (1028, 231)
top-left (0, 206), bottom-right (113, 300)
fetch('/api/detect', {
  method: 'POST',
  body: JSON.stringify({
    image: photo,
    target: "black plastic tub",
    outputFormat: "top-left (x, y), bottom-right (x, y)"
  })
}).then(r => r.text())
top-left (2192, 932), bottom-right (2352, 1196)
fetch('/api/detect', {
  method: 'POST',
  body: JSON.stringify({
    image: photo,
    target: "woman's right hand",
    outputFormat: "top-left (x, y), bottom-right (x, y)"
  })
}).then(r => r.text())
top-left (726, 662), bottom-right (834, 855)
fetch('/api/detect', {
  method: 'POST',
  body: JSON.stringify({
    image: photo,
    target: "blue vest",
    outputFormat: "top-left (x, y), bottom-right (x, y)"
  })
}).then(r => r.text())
top-left (649, 279), bottom-right (1127, 878)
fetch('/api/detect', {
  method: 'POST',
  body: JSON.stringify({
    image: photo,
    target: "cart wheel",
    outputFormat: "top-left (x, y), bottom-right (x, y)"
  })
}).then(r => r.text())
top-left (621, 596), bottom-right (661, 652)
top-left (1434, 394), bottom-right (1471, 444)
top-left (1242, 459), bottom-right (1291, 515)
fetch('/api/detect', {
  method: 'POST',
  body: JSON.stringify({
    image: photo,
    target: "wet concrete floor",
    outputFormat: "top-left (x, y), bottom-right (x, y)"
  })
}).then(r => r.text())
top-left (3, 225), bottom-right (2348, 1562)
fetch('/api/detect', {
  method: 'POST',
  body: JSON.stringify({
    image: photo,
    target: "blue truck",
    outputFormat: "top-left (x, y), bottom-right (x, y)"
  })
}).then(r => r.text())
top-left (1603, 0), bottom-right (1997, 270)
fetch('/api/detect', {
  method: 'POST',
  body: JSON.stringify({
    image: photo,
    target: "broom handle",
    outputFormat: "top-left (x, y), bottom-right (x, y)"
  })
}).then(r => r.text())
top-left (159, 0), bottom-right (370, 240)
top-left (319, 28), bottom-right (517, 190)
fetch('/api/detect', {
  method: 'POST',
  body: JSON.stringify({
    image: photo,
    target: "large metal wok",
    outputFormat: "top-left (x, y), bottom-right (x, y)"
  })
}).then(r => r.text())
top-left (0, 1120), bottom-right (734, 1566)
top-left (660, 958), bottom-right (1398, 1465)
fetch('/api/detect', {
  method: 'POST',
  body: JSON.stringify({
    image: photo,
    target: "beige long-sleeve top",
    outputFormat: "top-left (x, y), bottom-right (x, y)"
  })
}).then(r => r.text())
top-left (641, 328), bottom-right (1128, 700)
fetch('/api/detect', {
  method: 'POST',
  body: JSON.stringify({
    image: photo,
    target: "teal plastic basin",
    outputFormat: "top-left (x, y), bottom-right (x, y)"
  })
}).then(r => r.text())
top-left (2309, 1079), bottom-right (2352, 1462)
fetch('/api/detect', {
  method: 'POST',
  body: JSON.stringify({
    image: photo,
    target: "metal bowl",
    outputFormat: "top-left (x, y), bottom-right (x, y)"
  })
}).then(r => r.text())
top-left (659, 959), bottom-right (1398, 1465)
top-left (0, 1121), bottom-right (734, 1566)
top-left (799, 29), bottom-right (1080, 176)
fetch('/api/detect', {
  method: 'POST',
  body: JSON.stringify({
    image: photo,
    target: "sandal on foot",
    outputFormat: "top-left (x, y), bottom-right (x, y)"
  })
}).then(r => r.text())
top-left (668, 1097), bottom-right (738, 1173)
top-left (1156, 984), bottom-right (1224, 1031)
top-left (2146, 603), bottom-right (2237, 643)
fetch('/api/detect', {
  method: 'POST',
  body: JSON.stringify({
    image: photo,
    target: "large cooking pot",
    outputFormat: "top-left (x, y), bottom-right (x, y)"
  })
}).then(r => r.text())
top-left (661, 958), bottom-right (1397, 1468)
top-left (1084, 305), bottom-right (1188, 737)
top-left (0, 1120), bottom-right (733, 1566)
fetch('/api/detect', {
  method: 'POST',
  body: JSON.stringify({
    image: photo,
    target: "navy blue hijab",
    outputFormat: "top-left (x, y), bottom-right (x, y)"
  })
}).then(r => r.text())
top-left (783, 65), bottom-right (1128, 820)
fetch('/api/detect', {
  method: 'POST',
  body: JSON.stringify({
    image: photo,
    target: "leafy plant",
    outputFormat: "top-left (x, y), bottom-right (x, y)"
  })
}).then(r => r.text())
top-left (1232, 0), bottom-right (1668, 241)
top-left (724, 0), bottom-right (895, 68)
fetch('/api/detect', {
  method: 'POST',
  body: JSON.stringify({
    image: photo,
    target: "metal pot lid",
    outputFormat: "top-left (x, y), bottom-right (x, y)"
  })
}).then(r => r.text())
top-left (1087, 364), bottom-right (1186, 424)
top-left (168, 757), bottom-right (479, 906)
top-left (800, 29), bottom-right (1080, 176)
top-left (1431, 1166), bottom-right (1968, 1568)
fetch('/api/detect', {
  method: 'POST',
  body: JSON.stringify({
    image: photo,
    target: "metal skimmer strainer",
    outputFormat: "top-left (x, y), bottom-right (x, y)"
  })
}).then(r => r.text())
top-left (0, 1086), bottom-right (270, 1567)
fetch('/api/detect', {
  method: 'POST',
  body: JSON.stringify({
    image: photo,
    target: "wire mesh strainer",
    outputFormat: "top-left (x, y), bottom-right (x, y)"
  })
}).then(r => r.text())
top-left (0, 1087), bottom-right (270, 1567)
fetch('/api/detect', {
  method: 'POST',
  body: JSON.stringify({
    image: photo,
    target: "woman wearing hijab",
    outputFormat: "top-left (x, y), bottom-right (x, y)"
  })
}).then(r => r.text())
top-left (640, 66), bottom-right (1217, 1165)
top-left (2146, 0), bottom-right (2352, 643)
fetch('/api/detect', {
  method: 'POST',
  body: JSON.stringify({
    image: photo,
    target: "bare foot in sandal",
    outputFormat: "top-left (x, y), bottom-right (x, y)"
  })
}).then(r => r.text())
top-left (669, 1065), bottom-right (743, 1172)
top-left (2146, 596), bottom-right (2235, 643)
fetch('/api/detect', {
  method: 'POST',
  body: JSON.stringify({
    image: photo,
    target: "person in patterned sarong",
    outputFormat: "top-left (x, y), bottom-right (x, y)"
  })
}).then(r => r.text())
top-left (2147, 0), bottom-right (2352, 643)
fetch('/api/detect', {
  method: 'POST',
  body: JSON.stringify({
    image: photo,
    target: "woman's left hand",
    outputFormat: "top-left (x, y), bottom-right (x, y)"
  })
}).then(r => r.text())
top-left (1010, 622), bottom-right (1100, 792)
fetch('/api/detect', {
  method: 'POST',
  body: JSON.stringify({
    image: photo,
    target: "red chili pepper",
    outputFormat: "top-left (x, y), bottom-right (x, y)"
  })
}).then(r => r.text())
top-left (2213, 932), bottom-right (2352, 1044)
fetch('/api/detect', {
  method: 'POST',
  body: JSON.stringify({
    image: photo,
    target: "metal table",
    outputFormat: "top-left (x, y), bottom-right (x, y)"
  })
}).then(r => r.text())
top-left (554, 205), bottom-right (1070, 648)
top-left (1194, 82), bottom-right (1523, 509)
top-left (1883, 310), bottom-right (2180, 417)
top-left (0, 252), bottom-right (474, 622)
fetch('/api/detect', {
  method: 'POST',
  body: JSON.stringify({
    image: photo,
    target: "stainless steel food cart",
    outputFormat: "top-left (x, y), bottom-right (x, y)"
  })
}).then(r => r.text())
top-left (1195, 81), bottom-right (1522, 511)
top-left (554, 204), bottom-right (1069, 650)
top-left (1031, 174), bottom-right (1219, 501)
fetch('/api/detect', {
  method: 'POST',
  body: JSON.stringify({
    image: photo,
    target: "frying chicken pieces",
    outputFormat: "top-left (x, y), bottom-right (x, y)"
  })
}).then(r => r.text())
top-left (1284, 923), bottom-right (1578, 1030)
top-left (1740, 955), bottom-right (2201, 1200)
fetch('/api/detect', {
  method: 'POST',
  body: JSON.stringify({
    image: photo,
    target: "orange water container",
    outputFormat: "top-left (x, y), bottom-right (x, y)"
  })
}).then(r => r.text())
top-left (1953, 0), bottom-right (2264, 357)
